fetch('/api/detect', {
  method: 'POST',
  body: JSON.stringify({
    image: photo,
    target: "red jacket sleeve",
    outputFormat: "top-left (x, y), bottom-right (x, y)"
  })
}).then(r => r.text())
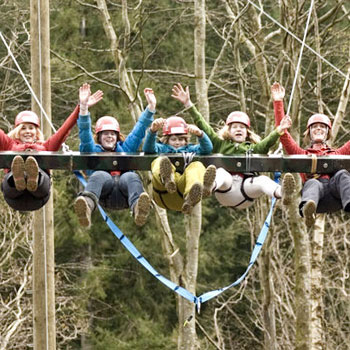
top-left (274, 100), bottom-right (285, 126)
top-left (0, 129), bottom-right (15, 151)
top-left (43, 105), bottom-right (80, 151)
top-left (335, 141), bottom-right (350, 155)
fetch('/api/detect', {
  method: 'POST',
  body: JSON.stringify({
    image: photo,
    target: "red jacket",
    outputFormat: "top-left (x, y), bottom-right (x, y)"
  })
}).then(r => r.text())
top-left (274, 100), bottom-right (350, 182)
top-left (0, 105), bottom-right (79, 152)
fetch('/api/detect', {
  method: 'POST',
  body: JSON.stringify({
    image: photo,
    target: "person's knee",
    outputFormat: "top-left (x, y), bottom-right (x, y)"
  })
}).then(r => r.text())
top-left (335, 169), bottom-right (350, 180)
top-left (120, 172), bottom-right (142, 185)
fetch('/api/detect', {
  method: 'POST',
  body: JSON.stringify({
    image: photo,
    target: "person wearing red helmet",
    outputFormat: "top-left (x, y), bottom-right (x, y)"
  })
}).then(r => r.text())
top-left (171, 83), bottom-right (295, 210)
top-left (0, 83), bottom-right (103, 211)
top-left (272, 82), bottom-right (350, 227)
top-left (143, 115), bottom-right (214, 214)
top-left (74, 87), bottom-right (156, 228)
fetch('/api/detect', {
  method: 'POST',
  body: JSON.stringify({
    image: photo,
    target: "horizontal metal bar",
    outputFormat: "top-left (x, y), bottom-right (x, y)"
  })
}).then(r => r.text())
top-left (0, 151), bottom-right (349, 173)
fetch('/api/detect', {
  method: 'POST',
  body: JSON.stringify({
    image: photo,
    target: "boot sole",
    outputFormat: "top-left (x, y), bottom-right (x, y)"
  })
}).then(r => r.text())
top-left (304, 200), bottom-right (316, 228)
top-left (159, 157), bottom-right (176, 193)
top-left (282, 173), bottom-right (296, 206)
top-left (25, 156), bottom-right (39, 192)
top-left (74, 197), bottom-right (91, 228)
top-left (203, 165), bottom-right (216, 198)
top-left (134, 193), bottom-right (151, 226)
top-left (11, 156), bottom-right (26, 191)
top-left (182, 183), bottom-right (203, 214)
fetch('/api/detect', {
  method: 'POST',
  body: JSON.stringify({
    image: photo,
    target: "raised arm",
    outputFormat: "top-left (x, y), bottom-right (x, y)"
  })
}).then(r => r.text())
top-left (51, 84), bottom-right (103, 152)
top-left (121, 88), bottom-right (156, 152)
top-left (143, 118), bottom-right (165, 154)
top-left (187, 125), bottom-right (213, 155)
top-left (172, 83), bottom-right (223, 152)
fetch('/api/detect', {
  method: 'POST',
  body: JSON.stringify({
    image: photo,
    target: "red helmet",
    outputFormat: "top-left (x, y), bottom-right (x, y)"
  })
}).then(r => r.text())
top-left (15, 111), bottom-right (40, 127)
top-left (225, 111), bottom-right (250, 128)
top-left (162, 116), bottom-right (188, 135)
top-left (307, 114), bottom-right (332, 129)
top-left (95, 116), bottom-right (120, 133)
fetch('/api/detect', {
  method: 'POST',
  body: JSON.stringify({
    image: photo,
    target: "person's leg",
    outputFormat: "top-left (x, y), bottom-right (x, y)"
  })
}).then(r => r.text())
top-left (29, 169), bottom-right (51, 199)
top-left (213, 168), bottom-right (234, 192)
top-left (214, 174), bottom-right (254, 209)
top-left (299, 179), bottom-right (326, 227)
top-left (329, 170), bottom-right (350, 212)
top-left (155, 156), bottom-right (176, 193)
top-left (11, 155), bottom-right (26, 191)
top-left (118, 172), bottom-right (151, 226)
top-left (177, 162), bottom-right (204, 214)
top-left (74, 171), bottom-right (114, 228)
top-left (243, 175), bottom-right (280, 199)
top-left (25, 156), bottom-right (39, 192)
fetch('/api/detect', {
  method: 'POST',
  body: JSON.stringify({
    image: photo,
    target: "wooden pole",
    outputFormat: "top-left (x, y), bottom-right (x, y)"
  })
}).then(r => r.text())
top-left (30, 0), bottom-right (56, 349)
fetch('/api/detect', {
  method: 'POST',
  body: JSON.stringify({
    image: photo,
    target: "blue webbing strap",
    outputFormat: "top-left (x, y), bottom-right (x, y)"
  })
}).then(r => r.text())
top-left (197, 172), bottom-right (280, 305)
top-left (74, 171), bottom-right (197, 304)
top-left (74, 171), bottom-right (280, 308)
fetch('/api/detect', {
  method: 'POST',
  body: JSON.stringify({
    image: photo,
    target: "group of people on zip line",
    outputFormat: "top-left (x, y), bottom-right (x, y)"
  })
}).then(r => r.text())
top-left (1, 81), bottom-right (349, 229)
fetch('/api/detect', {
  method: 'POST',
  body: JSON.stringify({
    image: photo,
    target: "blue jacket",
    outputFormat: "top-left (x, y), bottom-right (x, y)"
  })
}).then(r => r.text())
top-left (78, 107), bottom-right (155, 174)
top-left (142, 130), bottom-right (213, 155)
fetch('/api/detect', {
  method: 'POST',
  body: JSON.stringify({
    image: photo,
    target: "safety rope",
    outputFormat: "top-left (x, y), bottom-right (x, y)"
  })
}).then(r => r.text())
top-left (75, 171), bottom-right (280, 311)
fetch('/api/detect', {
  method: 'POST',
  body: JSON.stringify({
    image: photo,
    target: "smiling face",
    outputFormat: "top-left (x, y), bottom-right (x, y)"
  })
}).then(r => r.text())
top-left (19, 123), bottom-right (37, 143)
top-left (228, 122), bottom-right (248, 143)
top-left (309, 122), bottom-right (328, 143)
top-left (168, 134), bottom-right (188, 149)
top-left (99, 130), bottom-right (118, 150)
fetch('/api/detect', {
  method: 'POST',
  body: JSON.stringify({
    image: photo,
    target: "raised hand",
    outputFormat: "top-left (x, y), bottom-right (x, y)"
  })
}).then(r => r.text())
top-left (171, 83), bottom-right (191, 107)
top-left (279, 115), bottom-right (292, 131)
top-left (144, 88), bottom-right (156, 111)
top-left (187, 124), bottom-right (203, 137)
top-left (88, 90), bottom-right (104, 108)
top-left (150, 118), bottom-right (165, 133)
top-left (79, 83), bottom-right (91, 106)
top-left (271, 82), bottom-right (285, 101)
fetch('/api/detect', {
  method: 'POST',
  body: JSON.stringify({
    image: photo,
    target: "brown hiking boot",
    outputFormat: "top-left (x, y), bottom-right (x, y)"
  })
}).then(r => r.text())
top-left (134, 192), bottom-right (151, 227)
top-left (25, 156), bottom-right (39, 192)
top-left (282, 173), bottom-right (296, 206)
top-left (159, 156), bottom-right (176, 193)
top-left (303, 200), bottom-right (316, 228)
top-left (182, 182), bottom-right (203, 214)
top-left (11, 155), bottom-right (26, 191)
top-left (202, 165), bottom-right (216, 198)
top-left (74, 195), bottom-right (95, 228)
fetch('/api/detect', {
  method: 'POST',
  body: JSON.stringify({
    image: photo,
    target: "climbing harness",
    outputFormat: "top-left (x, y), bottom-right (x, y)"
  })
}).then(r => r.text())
top-left (75, 171), bottom-right (280, 311)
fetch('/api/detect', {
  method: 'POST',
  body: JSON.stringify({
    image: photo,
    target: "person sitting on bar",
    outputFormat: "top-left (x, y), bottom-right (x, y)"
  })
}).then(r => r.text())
top-left (0, 85), bottom-right (102, 211)
top-left (171, 83), bottom-right (295, 211)
top-left (143, 115), bottom-right (215, 214)
top-left (272, 82), bottom-right (350, 227)
top-left (74, 84), bottom-right (155, 228)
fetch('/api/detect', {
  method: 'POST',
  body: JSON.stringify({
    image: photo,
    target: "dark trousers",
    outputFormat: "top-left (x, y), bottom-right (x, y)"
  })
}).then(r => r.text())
top-left (1, 169), bottom-right (51, 211)
top-left (84, 171), bottom-right (144, 211)
top-left (299, 169), bottom-right (350, 216)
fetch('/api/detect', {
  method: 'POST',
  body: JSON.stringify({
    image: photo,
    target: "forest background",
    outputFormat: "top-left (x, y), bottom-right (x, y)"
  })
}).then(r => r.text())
top-left (0, 0), bottom-right (350, 349)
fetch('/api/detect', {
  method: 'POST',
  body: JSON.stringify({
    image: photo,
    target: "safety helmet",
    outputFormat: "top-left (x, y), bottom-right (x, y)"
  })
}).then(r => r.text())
top-left (162, 116), bottom-right (188, 135)
top-left (15, 111), bottom-right (40, 127)
top-left (95, 116), bottom-right (120, 133)
top-left (225, 111), bottom-right (250, 128)
top-left (307, 114), bottom-right (332, 129)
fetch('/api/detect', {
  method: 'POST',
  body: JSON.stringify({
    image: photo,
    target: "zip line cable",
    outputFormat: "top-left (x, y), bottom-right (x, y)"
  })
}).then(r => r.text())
top-left (286, 0), bottom-right (315, 116)
top-left (245, 0), bottom-right (349, 81)
top-left (274, 0), bottom-right (315, 154)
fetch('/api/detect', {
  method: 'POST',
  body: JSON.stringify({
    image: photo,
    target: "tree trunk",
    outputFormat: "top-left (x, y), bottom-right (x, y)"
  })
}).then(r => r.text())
top-left (194, 0), bottom-right (209, 121)
top-left (30, 0), bottom-right (56, 349)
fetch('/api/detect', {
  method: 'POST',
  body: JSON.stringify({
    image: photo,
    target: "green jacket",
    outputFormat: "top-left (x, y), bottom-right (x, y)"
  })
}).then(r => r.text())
top-left (188, 105), bottom-right (281, 154)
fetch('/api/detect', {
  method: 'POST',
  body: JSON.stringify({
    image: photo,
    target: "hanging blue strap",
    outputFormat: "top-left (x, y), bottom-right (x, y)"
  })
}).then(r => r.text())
top-left (197, 172), bottom-right (281, 305)
top-left (74, 171), bottom-right (197, 304)
top-left (74, 171), bottom-right (280, 308)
